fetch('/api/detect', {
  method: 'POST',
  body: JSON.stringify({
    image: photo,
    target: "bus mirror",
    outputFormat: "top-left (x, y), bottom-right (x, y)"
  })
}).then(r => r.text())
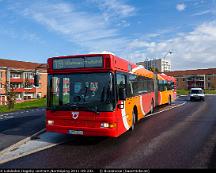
top-left (119, 88), bottom-right (126, 100)
top-left (34, 74), bottom-right (39, 87)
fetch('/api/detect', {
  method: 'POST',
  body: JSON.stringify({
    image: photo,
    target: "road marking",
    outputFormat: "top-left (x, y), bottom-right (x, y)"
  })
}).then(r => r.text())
top-left (0, 131), bottom-right (69, 164)
top-left (0, 102), bottom-right (186, 164)
top-left (145, 102), bottom-right (186, 119)
top-left (0, 129), bottom-right (46, 156)
top-left (107, 101), bottom-right (207, 168)
top-left (0, 109), bottom-right (45, 121)
top-left (0, 129), bottom-right (66, 164)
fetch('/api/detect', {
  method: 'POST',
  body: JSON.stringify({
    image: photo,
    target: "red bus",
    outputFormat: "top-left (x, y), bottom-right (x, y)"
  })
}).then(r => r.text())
top-left (44, 53), bottom-right (176, 137)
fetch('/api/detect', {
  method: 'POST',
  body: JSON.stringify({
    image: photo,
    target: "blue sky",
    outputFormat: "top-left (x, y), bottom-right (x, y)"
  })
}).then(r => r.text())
top-left (0, 0), bottom-right (216, 70)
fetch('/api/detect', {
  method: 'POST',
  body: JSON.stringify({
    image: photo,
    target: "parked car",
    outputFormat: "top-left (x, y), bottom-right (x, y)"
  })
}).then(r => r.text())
top-left (189, 88), bottom-right (205, 101)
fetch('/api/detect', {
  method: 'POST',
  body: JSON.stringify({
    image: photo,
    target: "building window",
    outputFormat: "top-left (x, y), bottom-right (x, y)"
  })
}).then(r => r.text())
top-left (16, 93), bottom-right (22, 100)
top-left (24, 72), bottom-right (34, 79)
top-left (12, 83), bottom-right (22, 88)
top-left (37, 92), bottom-right (42, 98)
top-left (10, 73), bottom-right (21, 78)
top-left (0, 72), bottom-right (3, 79)
top-left (24, 84), bottom-right (33, 89)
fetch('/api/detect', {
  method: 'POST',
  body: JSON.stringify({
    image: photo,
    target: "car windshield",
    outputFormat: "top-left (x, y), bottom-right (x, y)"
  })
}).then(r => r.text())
top-left (47, 72), bottom-right (114, 112)
top-left (191, 90), bottom-right (203, 94)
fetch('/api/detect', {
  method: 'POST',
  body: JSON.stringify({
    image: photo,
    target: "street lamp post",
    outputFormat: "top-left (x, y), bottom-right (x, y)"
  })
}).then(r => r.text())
top-left (162, 50), bottom-right (172, 72)
top-left (34, 64), bottom-right (46, 87)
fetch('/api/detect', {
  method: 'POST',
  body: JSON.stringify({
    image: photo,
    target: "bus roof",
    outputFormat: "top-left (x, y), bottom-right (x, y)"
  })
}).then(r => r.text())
top-left (48, 54), bottom-right (176, 81)
top-left (130, 66), bottom-right (154, 79)
top-left (158, 73), bottom-right (176, 82)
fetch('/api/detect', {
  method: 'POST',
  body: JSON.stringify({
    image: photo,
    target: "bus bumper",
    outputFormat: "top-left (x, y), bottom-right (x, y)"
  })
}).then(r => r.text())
top-left (46, 124), bottom-right (119, 137)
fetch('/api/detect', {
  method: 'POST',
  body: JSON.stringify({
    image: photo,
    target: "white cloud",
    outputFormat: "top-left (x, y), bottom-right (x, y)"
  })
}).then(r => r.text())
top-left (90, 0), bottom-right (135, 20)
top-left (176, 3), bottom-right (186, 11)
top-left (19, 2), bottom-right (129, 53)
top-left (192, 10), bottom-right (211, 16)
top-left (7, 1), bottom-right (216, 70)
top-left (127, 21), bottom-right (216, 70)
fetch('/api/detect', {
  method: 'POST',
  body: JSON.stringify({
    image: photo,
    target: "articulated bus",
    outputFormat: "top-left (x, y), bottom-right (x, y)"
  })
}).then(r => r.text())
top-left (44, 53), bottom-right (176, 137)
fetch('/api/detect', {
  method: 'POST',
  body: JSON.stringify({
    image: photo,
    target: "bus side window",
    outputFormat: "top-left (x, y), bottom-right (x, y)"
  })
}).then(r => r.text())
top-left (116, 74), bottom-right (126, 99)
top-left (128, 81), bottom-right (134, 96)
top-left (128, 74), bottom-right (136, 96)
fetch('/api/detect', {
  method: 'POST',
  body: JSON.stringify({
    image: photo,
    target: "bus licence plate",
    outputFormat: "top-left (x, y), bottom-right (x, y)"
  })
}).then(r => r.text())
top-left (68, 130), bottom-right (83, 135)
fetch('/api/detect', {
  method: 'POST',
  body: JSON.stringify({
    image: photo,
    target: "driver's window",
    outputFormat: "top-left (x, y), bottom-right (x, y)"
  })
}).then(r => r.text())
top-left (63, 78), bottom-right (70, 104)
top-left (51, 77), bottom-right (60, 106)
top-left (116, 74), bottom-right (126, 98)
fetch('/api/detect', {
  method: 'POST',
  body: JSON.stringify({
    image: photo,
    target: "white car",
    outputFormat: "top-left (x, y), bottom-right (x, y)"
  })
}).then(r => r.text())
top-left (189, 88), bottom-right (205, 101)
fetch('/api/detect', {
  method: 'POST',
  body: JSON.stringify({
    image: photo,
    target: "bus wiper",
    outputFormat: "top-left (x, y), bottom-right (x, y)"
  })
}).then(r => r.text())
top-left (64, 103), bottom-right (79, 110)
top-left (62, 102), bottom-right (99, 114)
top-left (80, 104), bottom-right (99, 114)
top-left (66, 103), bottom-right (99, 114)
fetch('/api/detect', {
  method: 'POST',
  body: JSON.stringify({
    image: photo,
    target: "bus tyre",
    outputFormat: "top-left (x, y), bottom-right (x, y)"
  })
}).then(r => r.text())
top-left (150, 101), bottom-right (154, 114)
top-left (168, 96), bottom-right (172, 105)
top-left (131, 111), bottom-right (136, 131)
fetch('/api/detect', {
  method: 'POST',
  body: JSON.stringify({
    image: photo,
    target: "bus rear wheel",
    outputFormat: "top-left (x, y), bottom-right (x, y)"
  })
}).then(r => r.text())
top-left (168, 96), bottom-right (172, 105)
top-left (150, 100), bottom-right (154, 114)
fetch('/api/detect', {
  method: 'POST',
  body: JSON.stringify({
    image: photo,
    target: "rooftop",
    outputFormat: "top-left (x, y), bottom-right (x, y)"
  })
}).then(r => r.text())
top-left (165, 68), bottom-right (216, 76)
top-left (0, 59), bottom-right (47, 71)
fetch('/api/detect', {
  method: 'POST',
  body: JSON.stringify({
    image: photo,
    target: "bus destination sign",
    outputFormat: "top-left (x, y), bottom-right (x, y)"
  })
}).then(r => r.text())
top-left (53, 56), bottom-right (103, 69)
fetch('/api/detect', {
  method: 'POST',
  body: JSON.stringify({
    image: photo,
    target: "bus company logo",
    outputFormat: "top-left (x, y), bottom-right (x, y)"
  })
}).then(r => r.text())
top-left (72, 112), bottom-right (79, 119)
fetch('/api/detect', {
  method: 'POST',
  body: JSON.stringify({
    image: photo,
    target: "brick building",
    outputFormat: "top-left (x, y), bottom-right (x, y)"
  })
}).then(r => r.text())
top-left (0, 59), bottom-right (47, 105)
top-left (165, 68), bottom-right (216, 90)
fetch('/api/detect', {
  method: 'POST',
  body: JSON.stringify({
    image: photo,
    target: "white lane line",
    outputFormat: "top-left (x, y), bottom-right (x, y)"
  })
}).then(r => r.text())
top-left (0, 129), bottom-right (45, 156)
top-left (0, 131), bottom-right (68, 164)
top-left (0, 142), bottom-right (64, 165)
top-left (145, 102), bottom-right (186, 119)
top-left (0, 129), bottom-right (66, 164)
top-left (5, 116), bottom-right (14, 119)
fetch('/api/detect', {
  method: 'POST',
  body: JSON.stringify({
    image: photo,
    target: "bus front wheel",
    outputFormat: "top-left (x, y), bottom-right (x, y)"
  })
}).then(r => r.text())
top-left (130, 110), bottom-right (136, 131)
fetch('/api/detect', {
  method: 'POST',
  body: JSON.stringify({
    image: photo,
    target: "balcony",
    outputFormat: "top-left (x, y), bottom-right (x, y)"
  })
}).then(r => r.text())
top-left (14, 88), bottom-right (25, 93)
top-left (24, 88), bottom-right (36, 93)
top-left (27, 79), bottom-right (34, 84)
top-left (10, 78), bottom-right (23, 83)
top-left (13, 88), bottom-right (36, 93)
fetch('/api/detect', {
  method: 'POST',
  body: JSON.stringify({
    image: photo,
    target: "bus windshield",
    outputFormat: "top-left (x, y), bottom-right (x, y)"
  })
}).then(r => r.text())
top-left (47, 72), bottom-right (114, 112)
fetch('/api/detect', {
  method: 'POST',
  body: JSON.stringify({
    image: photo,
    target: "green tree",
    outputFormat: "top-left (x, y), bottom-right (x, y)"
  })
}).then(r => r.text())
top-left (3, 82), bottom-right (17, 110)
top-left (149, 67), bottom-right (159, 73)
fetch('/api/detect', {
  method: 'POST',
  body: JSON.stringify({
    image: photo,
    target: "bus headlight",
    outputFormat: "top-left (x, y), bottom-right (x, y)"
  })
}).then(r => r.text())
top-left (48, 120), bottom-right (54, 125)
top-left (101, 123), bottom-right (109, 128)
top-left (100, 123), bottom-right (116, 128)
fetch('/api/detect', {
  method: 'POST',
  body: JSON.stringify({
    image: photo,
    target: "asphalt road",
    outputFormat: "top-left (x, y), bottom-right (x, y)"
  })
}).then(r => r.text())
top-left (0, 109), bottom-right (45, 151)
top-left (1, 96), bottom-right (216, 169)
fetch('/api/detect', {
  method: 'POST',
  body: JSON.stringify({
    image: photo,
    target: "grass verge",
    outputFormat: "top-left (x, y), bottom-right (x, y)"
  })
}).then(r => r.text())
top-left (0, 98), bottom-right (46, 113)
top-left (177, 89), bottom-right (216, 95)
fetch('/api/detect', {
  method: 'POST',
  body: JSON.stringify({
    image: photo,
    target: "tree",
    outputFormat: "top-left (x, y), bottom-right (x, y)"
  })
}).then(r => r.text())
top-left (3, 82), bottom-right (17, 110)
top-left (149, 67), bottom-right (159, 73)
